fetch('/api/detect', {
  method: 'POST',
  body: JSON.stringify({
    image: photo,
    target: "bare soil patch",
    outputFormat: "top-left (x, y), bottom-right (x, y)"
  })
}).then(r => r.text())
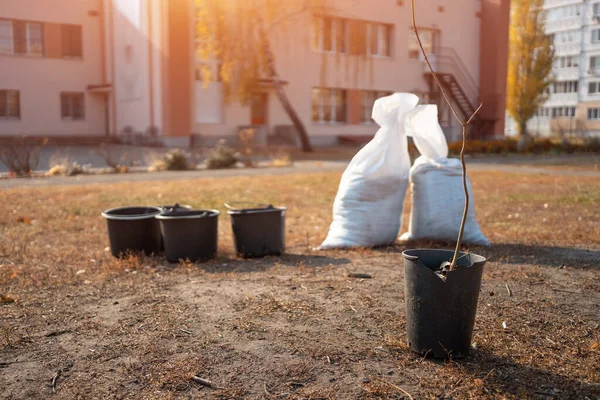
top-left (1, 171), bottom-right (599, 399)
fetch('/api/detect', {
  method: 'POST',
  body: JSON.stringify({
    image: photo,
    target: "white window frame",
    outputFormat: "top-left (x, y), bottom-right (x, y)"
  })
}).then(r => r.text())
top-left (0, 20), bottom-right (14, 54)
top-left (26, 22), bottom-right (43, 56)
top-left (551, 106), bottom-right (576, 118)
top-left (589, 81), bottom-right (600, 94)
top-left (594, 3), bottom-right (600, 17)
top-left (366, 22), bottom-right (390, 57)
top-left (61, 92), bottom-right (85, 121)
top-left (587, 107), bottom-right (600, 120)
top-left (312, 16), bottom-right (346, 54)
top-left (313, 88), bottom-right (346, 124)
top-left (548, 4), bottom-right (582, 21)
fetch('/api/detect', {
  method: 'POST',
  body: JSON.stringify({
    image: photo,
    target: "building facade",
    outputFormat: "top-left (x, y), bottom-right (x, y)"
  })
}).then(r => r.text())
top-left (524, 0), bottom-right (600, 137)
top-left (0, 0), bottom-right (510, 147)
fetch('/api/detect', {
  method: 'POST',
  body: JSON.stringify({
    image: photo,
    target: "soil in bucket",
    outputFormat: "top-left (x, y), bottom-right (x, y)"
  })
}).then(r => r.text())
top-left (102, 206), bottom-right (162, 258)
top-left (402, 249), bottom-right (486, 359)
top-left (226, 202), bottom-right (286, 258)
top-left (156, 209), bottom-right (219, 263)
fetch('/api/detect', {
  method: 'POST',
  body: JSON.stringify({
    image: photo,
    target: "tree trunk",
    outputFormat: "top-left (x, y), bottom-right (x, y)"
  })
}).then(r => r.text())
top-left (258, 18), bottom-right (313, 152)
top-left (272, 83), bottom-right (313, 152)
top-left (517, 119), bottom-right (531, 152)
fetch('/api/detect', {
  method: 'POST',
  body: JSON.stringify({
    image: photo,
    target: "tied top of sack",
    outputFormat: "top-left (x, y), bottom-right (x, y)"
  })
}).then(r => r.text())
top-left (350, 93), bottom-right (419, 178)
top-left (405, 104), bottom-right (449, 161)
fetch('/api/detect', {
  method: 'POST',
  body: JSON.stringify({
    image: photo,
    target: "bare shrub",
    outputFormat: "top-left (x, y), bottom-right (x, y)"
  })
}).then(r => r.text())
top-left (149, 149), bottom-right (191, 172)
top-left (205, 140), bottom-right (238, 170)
top-left (0, 137), bottom-right (46, 176)
top-left (94, 144), bottom-right (136, 173)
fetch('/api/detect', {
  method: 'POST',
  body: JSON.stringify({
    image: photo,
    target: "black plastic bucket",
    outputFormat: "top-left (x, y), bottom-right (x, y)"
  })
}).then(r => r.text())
top-left (402, 249), bottom-right (486, 359)
top-left (102, 206), bottom-right (162, 257)
top-left (226, 202), bottom-right (286, 258)
top-left (156, 209), bottom-right (220, 262)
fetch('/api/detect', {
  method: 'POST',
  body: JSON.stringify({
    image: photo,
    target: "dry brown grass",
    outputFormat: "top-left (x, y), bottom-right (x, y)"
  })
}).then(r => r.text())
top-left (0, 170), bottom-right (599, 399)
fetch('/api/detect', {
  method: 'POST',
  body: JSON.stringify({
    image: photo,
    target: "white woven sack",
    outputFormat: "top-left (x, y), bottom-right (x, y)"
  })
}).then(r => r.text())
top-left (319, 93), bottom-right (419, 249)
top-left (399, 105), bottom-right (489, 246)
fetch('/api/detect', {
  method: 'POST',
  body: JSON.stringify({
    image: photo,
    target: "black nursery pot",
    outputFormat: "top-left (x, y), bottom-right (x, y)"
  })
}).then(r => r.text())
top-left (156, 209), bottom-right (220, 263)
top-left (402, 249), bottom-right (486, 359)
top-left (102, 206), bottom-right (162, 258)
top-left (227, 204), bottom-right (286, 258)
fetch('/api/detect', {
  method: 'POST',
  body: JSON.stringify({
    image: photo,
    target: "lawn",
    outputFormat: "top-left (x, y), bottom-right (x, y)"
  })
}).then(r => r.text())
top-left (1, 170), bottom-right (599, 399)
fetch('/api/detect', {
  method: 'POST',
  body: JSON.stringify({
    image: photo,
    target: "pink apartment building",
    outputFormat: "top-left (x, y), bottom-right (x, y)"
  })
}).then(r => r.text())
top-left (0, 0), bottom-right (510, 147)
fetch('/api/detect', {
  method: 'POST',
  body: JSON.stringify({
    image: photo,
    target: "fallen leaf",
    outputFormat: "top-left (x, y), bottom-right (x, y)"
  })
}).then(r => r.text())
top-left (591, 341), bottom-right (599, 350)
top-left (1, 294), bottom-right (16, 304)
top-left (474, 378), bottom-right (484, 388)
top-left (17, 216), bottom-right (31, 224)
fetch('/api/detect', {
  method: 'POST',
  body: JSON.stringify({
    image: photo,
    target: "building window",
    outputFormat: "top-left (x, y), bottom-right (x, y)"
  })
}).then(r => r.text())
top-left (589, 82), bottom-right (600, 94)
top-left (0, 19), bottom-right (44, 55)
top-left (366, 22), bottom-right (391, 57)
top-left (551, 106), bottom-right (576, 118)
top-left (594, 3), bottom-right (600, 17)
top-left (62, 24), bottom-right (83, 58)
top-left (535, 108), bottom-right (550, 118)
top-left (359, 90), bottom-right (393, 123)
top-left (0, 90), bottom-right (20, 118)
top-left (60, 92), bottom-right (85, 120)
top-left (0, 20), bottom-right (13, 54)
top-left (312, 88), bottom-right (347, 124)
top-left (590, 55), bottom-right (600, 69)
top-left (552, 81), bottom-right (578, 93)
top-left (312, 16), bottom-right (391, 57)
top-left (26, 22), bottom-right (43, 56)
top-left (587, 108), bottom-right (600, 120)
top-left (553, 30), bottom-right (580, 44)
top-left (312, 16), bottom-right (346, 53)
top-left (408, 28), bottom-right (438, 59)
top-left (554, 55), bottom-right (579, 68)
top-left (547, 4), bottom-right (582, 21)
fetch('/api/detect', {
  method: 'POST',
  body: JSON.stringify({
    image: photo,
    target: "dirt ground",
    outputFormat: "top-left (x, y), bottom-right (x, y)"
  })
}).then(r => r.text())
top-left (1, 170), bottom-right (599, 399)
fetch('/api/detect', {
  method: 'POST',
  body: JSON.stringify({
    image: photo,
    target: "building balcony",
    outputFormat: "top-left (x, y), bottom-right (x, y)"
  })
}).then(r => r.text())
top-left (544, 0), bottom-right (581, 9)
top-left (585, 40), bottom-right (600, 53)
top-left (585, 65), bottom-right (600, 77)
top-left (545, 92), bottom-right (579, 106)
top-left (554, 42), bottom-right (581, 55)
top-left (553, 67), bottom-right (580, 80)
top-left (580, 91), bottom-right (600, 102)
top-left (546, 17), bottom-right (582, 33)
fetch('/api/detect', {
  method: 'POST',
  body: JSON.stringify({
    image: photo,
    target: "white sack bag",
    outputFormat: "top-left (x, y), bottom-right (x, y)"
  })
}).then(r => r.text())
top-left (318, 93), bottom-right (419, 249)
top-left (399, 105), bottom-right (490, 246)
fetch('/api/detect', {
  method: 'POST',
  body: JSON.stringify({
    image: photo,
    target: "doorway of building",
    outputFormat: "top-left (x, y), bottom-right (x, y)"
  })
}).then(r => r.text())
top-left (250, 92), bottom-right (268, 126)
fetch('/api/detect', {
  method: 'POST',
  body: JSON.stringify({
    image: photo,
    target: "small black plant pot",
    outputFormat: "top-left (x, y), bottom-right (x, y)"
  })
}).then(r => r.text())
top-left (402, 249), bottom-right (486, 359)
top-left (102, 206), bottom-right (162, 258)
top-left (156, 209), bottom-right (220, 262)
top-left (226, 203), bottom-right (286, 258)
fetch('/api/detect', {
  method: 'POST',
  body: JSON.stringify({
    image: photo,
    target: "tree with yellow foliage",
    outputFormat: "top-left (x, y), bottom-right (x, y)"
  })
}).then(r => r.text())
top-left (195, 0), bottom-right (333, 152)
top-left (507, 0), bottom-right (554, 140)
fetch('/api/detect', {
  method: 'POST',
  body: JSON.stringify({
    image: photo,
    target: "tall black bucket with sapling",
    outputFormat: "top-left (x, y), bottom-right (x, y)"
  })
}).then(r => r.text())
top-left (102, 206), bottom-right (162, 257)
top-left (156, 209), bottom-right (220, 263)
top-left (402, 249), bottom-right (486, 359)
top-left (226, 202), bottom-right (286, 258)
